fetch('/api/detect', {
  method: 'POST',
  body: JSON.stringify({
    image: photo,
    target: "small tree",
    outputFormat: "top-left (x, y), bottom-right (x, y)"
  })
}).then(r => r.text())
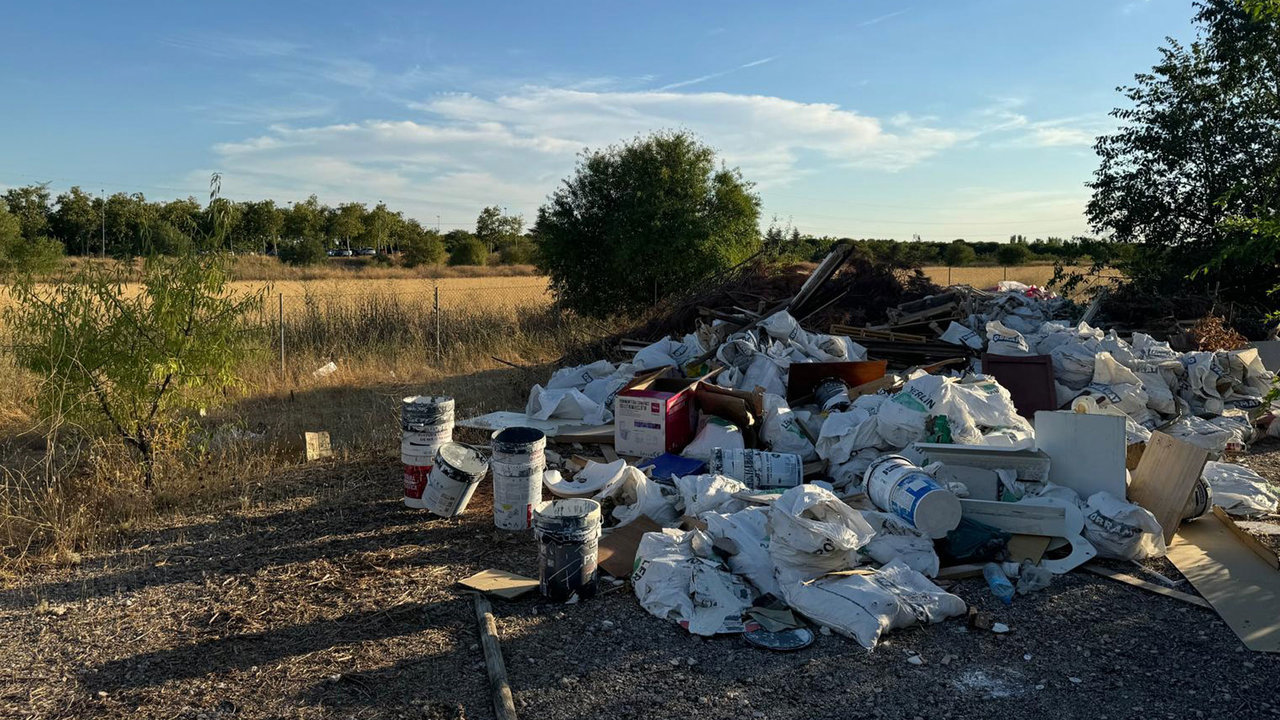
top-left (535, 131), bottom-right (761, 317)
top-left (449, 237), bottom-right (489, 266)
top-left (0, 199), bottom-right (63, 274)
top-left (277, 237), bottom-right (328, 266)
top-left (498, 236), bottom-right (536, 265)
top-left (402, 224), bottom-right (446, 267)
top-left (944, 240), bottom-right (976, 266)
top-left (6, 253), bottom-right (263, 486)
top-left (996, 242), bottom-right (1032, 266)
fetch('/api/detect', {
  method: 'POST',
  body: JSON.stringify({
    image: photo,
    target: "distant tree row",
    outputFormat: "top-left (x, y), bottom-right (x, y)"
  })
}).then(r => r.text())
top-left (762, 226), bottom-right (1132, 267)
top-left (0, 184), bottom-right (533, 269)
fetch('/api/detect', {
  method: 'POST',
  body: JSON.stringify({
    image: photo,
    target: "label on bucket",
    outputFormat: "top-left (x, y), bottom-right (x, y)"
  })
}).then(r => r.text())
top-left (709, 448), bottom-right (803, 490)
top-left (887, 473), bottom-right (936, 524)
top-left (423, 462), bottom-right (481, 518)
top-left (404, 465), bottom-right (430, 499)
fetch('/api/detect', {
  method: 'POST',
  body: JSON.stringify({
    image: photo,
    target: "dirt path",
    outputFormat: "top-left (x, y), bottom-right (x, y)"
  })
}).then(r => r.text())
top-left (4, 450), bottom-right (1280, 720)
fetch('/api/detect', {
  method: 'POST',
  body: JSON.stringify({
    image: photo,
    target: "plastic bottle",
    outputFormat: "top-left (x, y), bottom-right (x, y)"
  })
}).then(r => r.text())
top-left (983, 562), bottom-right (1015, 605)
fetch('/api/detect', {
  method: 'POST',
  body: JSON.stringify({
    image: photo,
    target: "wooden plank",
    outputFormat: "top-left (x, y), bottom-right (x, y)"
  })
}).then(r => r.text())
top-left (1082, 564), bottom-right (1211, 609)
top-left (1127, 432), bottom-right (1209, 544)
top-left (474, 594), bottom-right (519, 720)
top-left (1213, 506), bottom-right (1280, 570)
top-left (935, 563), bottom-right (985, 580)
top-left (1007, 534), bottom-right (1051, 564)
top-left (1168, 513), bottom-right (1280, 652)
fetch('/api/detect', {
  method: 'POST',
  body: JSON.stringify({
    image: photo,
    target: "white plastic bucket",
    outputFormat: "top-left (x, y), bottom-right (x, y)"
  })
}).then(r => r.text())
top-left (422, 442), bottom-right (489, 518)
top-left (490, 427), bottom-right (547, 530)
top-left (403, 464), bottom-right (431, 508)
top-left (401, 395), bottom-right (455, 430)
top-left (709, 448), bottom-right (803, 490)
top-left (864, 455), bottom-right (961, 539)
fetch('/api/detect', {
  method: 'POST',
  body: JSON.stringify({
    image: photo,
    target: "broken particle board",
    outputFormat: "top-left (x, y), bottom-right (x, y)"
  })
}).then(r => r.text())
top-left (459, 569), bottom-right (539, 599)
top-left (1213, 506), bottom-right (1280, 570)
top-left (1127, 431), bottom-right (1209, 544)
top-left (1167, 513), bottom-right (1280, 652)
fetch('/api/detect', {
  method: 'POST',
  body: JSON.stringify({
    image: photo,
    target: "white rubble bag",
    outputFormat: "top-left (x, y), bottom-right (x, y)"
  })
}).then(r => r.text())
top-left (815, 408), bottom-right (883, 465)
top-left (1081, 491), bottom-right (1167, 560)
top-left (1084, 352), bottom-right (1150, 419)
top-left (1137, 371), bottom-right (1177, 415)
top-left (875, 374), bottom-right (948, 448)
top-left (781, 559), bottom-right (967, 649)
top-left (766, 484), bottom-right (876, 583)
top-left (632, 335), bottom-right (703, 372)
top-left (986, 320), bottom-right (1033, 356)
top-left (1202, 461), bottom-right (1280, 516)
top-left (859, 511), bottom-right (940, 577)
top-left (631, 528), bottom-right (755, 636)
top-left (673, 473), bottom-right (748, 516)
top-left (525, 385), bottom-right (607, 425)
top-left (681, 416), bottom-right (744, 461)
top-left (940, 321), bottom-right (983, 349)
top-left (761, 393), bottom-right (818, 460)
top-left (701, 506), bottom-right (779, 597)
top-left (545, 359), bottom-right (618, 389)
top-left (1163, 415), bottom-right (1236, 454)
top-left (594, 465), bottom-right (680, 527)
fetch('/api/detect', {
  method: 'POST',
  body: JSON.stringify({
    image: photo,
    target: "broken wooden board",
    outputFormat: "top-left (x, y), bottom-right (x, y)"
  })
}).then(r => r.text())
top-left (1168, 513), bottom-right (1280, 652)
top-left (935, 563), bottom-right (985, 580)
top-left (459, 569), bottom-right (539, 599)
top-left (1127, 431), bottom-right (1209, 544)
top-left (1082, 564), bottom-right (1211, 609)
top-left (1213, 506), bottom-right (1280, 570)
top-left (304, 431), bottom-right (333, 461)
top-left (597, 516), bottom-right (663, 579)
top-left (1007, 534), bottom-right (1051, 564)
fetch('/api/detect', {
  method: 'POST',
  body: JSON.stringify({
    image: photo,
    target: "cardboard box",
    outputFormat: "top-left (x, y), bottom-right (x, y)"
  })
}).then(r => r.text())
top-left (614, 369), bottom-right (699, 457)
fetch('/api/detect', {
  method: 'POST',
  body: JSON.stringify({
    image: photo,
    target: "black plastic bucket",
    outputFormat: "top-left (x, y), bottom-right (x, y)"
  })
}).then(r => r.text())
top-left (533, 499), bottom-right (602, 601)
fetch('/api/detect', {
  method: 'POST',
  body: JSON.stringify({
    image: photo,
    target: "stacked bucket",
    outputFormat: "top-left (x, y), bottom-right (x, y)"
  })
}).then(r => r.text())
top-left (401, 396), bottom-right (455, 508)
top-left (490, 427), bottom-right (546, 530)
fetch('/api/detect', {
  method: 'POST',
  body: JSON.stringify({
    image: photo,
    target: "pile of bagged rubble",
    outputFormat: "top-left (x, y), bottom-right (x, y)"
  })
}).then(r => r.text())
top-left (445, 247), bottom-right (1280, 653)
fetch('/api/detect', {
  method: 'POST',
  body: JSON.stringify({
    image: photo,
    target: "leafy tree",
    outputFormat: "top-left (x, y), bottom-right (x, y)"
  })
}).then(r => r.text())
top-left (51, 186), bottom-right (99, 256)
top-left (239, 200), bottom-right (283, 253)
top-left (159, 198), bottom-right (202, 238)
top-left (498, 236), bottom-right (537, 265)
top-left (0, 200), bottom-right (59, 274)
top-left (1087, 0), bottom-right (1280, 302)
top-left (534, 131), bottom-right (761, 317)
top-left (359, 202), bottom-right (393, 253)
top-left (476, 206), bottom-right (524, 251)
top-left (448, 236), bottom-right (489, 266)
top-left (401, 221), bottom-right (446, 267)
top-left (443, 229), bottom-right (477, 253)
top-left (2, 184), bottom-right (53, 241)
top-left (277, 237), bottom-right (328, 266)
top-left (202, 198), bottom-right (243, 251)
top-left (6, 253), bottom-right (263, 486)
top-left (944, 240), bottom-right (976, 266)
top-left (330, 202), bottom-right (366, 250)
top-left (996, 242), bottom-right (1032, 266)
top-left (284, 195), bottom-right (326, 242)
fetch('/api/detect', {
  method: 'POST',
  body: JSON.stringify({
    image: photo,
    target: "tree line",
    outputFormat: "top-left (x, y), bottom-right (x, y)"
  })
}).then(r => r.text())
top-left (0, 184), bottom-right (535, 270)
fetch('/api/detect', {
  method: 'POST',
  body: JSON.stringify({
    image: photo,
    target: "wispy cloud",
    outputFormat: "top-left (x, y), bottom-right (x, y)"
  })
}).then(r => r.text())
top-left (858, 9), bottom-right (910, 27)
top-left (162, 34), bottom-right (305, 59)
top-left (654, 56), bottom-right (777, 91)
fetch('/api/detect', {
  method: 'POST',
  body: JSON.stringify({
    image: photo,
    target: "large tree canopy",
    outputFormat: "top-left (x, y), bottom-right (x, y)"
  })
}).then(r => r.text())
top-left (1086, 0), bottom-right (1280, 301)
top-left (534, 131), bottom-right (761, 317)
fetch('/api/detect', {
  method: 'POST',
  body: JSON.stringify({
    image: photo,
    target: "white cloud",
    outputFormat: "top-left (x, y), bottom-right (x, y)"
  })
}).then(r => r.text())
top-left (654, 56), bottom-right (777, 91)
top-left (1030, 126), bottom-right (1096, 147)
top-left (206, 86), bottom-right (965, 219)
top-left (858, 9), bottom-right (910, 27)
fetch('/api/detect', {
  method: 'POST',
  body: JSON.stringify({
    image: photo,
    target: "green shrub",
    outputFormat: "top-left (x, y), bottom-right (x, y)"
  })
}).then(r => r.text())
top-left (277, 237), bottom-right (328, 266)
top-left (498, 237), bottom-right (536, 265)
top-left (403, 231), bottom-right (446, 267)
top-left (448, 237), bottom-right (488, 266)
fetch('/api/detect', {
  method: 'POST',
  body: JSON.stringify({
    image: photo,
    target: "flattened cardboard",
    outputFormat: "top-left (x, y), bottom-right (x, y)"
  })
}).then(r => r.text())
top-left (1127, 431), bottom-right (1209, 543)
top-left (1168, 513), bottom-right (1280, 652)
top-left (460, 569), bottom-right (539, 599)
top-left (1034, 411), bottom-right (1127, 499)
top-left (597, 516), bottom-right (663, 579)
top-left (304, 431), bottom-right (333, 461)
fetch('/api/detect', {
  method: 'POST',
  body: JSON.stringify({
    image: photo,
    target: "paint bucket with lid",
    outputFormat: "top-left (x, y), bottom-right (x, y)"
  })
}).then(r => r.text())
top-left (1181, 475), bottom-right (1213, 521)
top-left (401, 395), bottom-right (455, 431)
top-left (533, 499), bottom-right (602, 601)
top-left (864, 455), bottom-right (962, 539)
top-left (814, 377), bottom-right (852, 413)
top-left (490, 427), bottom-right (546, 530)
top-left (400, 396), bottom-right (454, 507)
top-left (422, 442), bottom-right (490, 518)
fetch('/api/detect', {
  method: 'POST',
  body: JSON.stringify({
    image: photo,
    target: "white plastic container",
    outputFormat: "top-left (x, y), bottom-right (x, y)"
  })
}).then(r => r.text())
top-left (422, 443), bottom-right (489, 518)
top-left (490, 427), bottom-right (547, 530)
top-left (864, 455), bottom-right (961, 539)
top-left (708, 448), bottom-right (803, 490)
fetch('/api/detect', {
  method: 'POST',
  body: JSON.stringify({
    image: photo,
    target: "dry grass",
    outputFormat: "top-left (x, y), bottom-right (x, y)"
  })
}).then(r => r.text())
top-left (54, 255), bottom-right (542, 281)
top-left (919, 264), bottom-right (1122, 292)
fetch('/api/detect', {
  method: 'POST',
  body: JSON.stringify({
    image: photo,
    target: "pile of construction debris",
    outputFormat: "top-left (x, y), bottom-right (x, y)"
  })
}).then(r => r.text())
top-left (449, 244), bottom-right (1280, 656)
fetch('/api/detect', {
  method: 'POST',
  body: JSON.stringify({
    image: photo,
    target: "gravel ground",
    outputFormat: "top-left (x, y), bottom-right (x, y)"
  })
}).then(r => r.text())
top-left (4, 442), bottom-right (1280, 720)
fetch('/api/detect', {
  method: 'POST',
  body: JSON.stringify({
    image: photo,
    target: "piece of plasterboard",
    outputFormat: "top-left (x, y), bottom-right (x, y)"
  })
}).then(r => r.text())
top-left (1127, 431), bottom-right (1209, 544)
top-left (1034, 411), bottom-right (1127, 499)
top-left (959, 499), bottom-right (1066, 535)
top-left (1168, 514), bottom-right (1280, 652)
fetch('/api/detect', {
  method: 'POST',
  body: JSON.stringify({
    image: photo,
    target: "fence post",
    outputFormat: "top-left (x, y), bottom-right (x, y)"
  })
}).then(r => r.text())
top-left (948, 266), bottom-right (952, 285)
top-left (434, 284), bottom-right (441, 365)
top-left (278, 292), bottom-right (284, 376)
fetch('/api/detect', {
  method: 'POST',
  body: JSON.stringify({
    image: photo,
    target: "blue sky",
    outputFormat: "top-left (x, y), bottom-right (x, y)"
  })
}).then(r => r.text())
top-left (0, 1), bottom-right (1197, 240)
